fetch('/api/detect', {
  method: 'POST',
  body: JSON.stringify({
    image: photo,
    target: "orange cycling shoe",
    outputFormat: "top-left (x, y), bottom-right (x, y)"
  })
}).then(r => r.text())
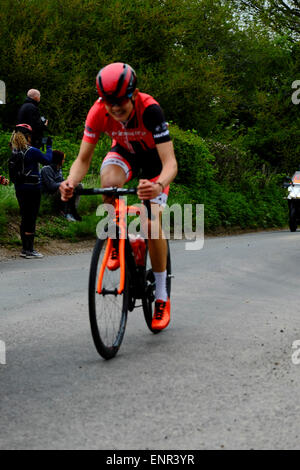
top-left (107, 241), bottom-right (120, 271)
top-left (151, 298), bottom-right (171, 331)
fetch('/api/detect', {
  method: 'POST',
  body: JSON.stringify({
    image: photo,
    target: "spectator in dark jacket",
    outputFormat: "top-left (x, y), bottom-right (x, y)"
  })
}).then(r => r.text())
top-left (10, 124), bottom-right (52, 259)
top-left (17, 89), bottom-right (48, 149)
top-left (41, 150), bottom-right (82, 222)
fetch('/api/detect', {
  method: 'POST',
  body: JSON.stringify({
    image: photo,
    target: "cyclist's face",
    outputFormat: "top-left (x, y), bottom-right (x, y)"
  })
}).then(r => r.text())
top-left (104, 98), bottom-right (134, 122)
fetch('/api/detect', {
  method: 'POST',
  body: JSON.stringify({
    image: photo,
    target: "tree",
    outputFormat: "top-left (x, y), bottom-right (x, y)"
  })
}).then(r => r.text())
top-left (235, 1), bottom-right (300, 37)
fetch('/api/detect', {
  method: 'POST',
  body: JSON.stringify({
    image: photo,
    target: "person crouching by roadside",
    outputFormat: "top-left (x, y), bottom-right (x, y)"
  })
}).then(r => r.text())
top-left (10, 124), bottom-right (52, 259)
top-left (0, 175), bottom-right (9, 185)
top-left (41, 150), bottom-right (82, 222)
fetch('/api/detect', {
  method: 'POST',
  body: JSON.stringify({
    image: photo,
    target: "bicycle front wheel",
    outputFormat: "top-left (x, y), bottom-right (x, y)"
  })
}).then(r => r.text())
top-left (89, 238), bottom-right (129, 360)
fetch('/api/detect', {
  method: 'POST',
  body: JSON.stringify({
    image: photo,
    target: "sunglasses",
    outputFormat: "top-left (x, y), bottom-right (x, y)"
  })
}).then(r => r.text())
top-left (102, 95), bottom-right (131, 107)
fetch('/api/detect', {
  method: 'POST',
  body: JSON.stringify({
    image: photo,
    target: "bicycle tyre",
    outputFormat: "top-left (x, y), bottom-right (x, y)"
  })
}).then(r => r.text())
top-left (142, 240), bottom-right (172, 334)
top-left (89, 238), bottom-right (129, 360)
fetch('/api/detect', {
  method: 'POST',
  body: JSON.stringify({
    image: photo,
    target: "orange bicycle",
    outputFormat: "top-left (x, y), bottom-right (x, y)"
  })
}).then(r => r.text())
top-left (79, 187), bottom-right (172, 360)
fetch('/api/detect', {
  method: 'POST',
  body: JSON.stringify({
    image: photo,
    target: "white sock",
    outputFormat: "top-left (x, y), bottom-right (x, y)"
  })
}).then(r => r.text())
top-left (154, 270), bottom-right (168, 302)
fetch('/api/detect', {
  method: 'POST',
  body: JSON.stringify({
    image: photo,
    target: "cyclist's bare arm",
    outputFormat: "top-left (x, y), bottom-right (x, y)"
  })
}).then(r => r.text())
top-left (60, 140), bottom-right (96, 201)
top-left (137, 141), bottom-right (178, 200)
top-left (156, 140), bottom-right (178, 188)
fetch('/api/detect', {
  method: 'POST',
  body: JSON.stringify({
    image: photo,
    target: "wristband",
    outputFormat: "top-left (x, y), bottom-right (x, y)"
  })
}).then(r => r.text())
top-left (156, 181), bottom-right (164, 192)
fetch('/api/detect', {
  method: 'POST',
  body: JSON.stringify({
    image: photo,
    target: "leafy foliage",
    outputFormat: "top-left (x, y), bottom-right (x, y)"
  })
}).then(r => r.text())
top-left (235, 0), bottom-right (300, 37)
top-left (0, 0), bottom-right (296, 241)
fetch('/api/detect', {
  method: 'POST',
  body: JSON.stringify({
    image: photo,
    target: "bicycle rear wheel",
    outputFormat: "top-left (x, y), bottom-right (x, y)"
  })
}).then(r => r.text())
top-left (142, 240), bottom-right (172, 334)
top-left (89, 238), bottom-right (129, 359)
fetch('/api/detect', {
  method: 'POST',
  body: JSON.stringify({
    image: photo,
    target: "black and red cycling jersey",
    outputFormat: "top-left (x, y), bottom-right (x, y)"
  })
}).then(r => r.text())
top-left (83, 92), bottom-right (171, 153)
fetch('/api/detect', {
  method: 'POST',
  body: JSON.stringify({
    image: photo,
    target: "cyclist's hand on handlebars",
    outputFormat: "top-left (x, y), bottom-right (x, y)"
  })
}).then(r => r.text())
top-left (137, 179), bottom-right (161, 200)
top-left (59, 178), bottom-right (75, 201)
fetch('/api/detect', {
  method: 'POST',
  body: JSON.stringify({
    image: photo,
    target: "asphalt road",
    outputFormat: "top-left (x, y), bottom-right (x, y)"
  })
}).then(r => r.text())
top-left (1, 231), bottom-right (300, 450)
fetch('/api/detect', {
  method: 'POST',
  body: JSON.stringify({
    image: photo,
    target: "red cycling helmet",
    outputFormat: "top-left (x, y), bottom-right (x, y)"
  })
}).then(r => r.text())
top-left (96, 63), bottom-right (137, 102)
top-left (15, 124), bottom-right (33, 134)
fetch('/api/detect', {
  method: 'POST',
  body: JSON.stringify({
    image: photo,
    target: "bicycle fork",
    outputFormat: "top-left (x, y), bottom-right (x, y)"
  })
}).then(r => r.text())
top-left (96, 198), bottom-right (127, 296)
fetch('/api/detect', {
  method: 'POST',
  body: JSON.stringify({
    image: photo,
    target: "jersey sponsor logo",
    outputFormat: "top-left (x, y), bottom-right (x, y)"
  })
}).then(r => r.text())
top-left (153, 129), bottom-right (170, 139)
top-left (111, 130), bottom-right (148, 138)
top-left (84, 128), bottom-right (96, 139)
top-left (155, 122), bottom-right (168, 133)
top-left (153, 122), bottom-right (169, 139)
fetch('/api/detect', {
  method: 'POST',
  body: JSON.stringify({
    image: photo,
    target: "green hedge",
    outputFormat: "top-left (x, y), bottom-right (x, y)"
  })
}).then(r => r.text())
top-left (169, 125), bottom-right (288, 231)
top-left (52, 134), bottom-right (111, 178)
top-left (0, 131), bottom-right (11, 176)
top-left (170, 125), bottom-right (216, 189)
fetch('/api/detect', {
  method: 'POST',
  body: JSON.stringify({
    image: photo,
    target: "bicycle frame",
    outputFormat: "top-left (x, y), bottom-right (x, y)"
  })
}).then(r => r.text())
top-left (97, 197), bottom-right (127, 295)
top-left (78, 187), bottom-right (151, 297)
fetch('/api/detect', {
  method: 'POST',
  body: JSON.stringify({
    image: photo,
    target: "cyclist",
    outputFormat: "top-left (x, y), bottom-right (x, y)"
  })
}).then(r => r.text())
top-left (60, 62), bottom-right (178, 330)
